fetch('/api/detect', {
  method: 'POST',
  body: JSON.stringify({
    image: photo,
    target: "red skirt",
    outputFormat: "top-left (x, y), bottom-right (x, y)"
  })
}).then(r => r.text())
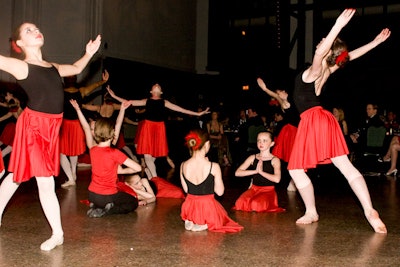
top-left (272, 124), bottom-right (297, 163)
top-left (59, 119), bottom-right (86, 156)
top-left (115, 132), bottom-right (126, 149)
top-left (136, 120), bottom-right (168, 157)
top-left (0, 122), bottom-right (16, 146)
top-left (152, 177), bottom-right (185, 199)
top-left (117, 181), bottom-right (138, 198)
top-left (232, 185), bottom-right (285, 213)
top-left (134, 120), bottom-right (144, 145)
top-left (288, 106), bottom-right (349, 170)
top-left (181, 194), bottom-right (243, 233)
top-left (8, 108), bottom-right (63, 183)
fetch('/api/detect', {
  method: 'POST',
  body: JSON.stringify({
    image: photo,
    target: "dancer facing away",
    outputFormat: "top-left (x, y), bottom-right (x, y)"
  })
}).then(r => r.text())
top-left (180, 129), bottom-right (243, 233)
top-left (257, 77), bottom-right (300, 191)
top-left (60, 69), bottom-right (110, 188)
top-left (70, 99), bottom-right (142, 217)
top-left (233, 131), bottom-right (285, 212)
top-left (0, 22), bottom-right (101, 250)
top-left (106, 84), bottom-right (210, 178)
top-left (287, 9), bottom-right (390, 233)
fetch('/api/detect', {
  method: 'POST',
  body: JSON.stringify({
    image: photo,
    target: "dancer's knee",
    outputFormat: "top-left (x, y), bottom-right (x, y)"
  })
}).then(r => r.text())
top-left (289, 169), bottom-right (311, 189)
top-left (331, 155), bottom-right (362, 183)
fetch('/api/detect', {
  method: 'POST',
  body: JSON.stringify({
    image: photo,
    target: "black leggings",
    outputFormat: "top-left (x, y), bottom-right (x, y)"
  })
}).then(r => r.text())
top-left (88, 191), bottom-right (138, 215)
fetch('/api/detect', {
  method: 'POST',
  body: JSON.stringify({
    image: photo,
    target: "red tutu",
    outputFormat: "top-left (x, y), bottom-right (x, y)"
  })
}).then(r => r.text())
top-left (181, 194), bottom-right (243, 233)
top-left (8, 108), bottom-right (62, 183)
top-left (288, 106), bottom-right (349, 170)
top-left (136, 120), bottom-right (168, 157)
top-left (232, 185), bottom-right (285, 212)
top-left (0, 122), bottom-right (16, 146)
top-left (134, 120), bottom-right (144, 146)
top-left (272, 124), bottom-right (297, 162)
top-left (151, 177), bottom-right (185, 199)
top-left (59, 119), bottom-right (86, 156)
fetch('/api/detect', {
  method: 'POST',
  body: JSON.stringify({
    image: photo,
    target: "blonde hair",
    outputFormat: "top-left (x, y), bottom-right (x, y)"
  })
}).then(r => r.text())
top-left (93, 117), bottom-right (115, 143)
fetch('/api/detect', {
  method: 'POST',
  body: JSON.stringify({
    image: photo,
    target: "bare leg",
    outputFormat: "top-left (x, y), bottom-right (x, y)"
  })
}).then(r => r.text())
top-left (0, 173), bottom-right (19, 225)
top-left (386, 143), bottom-right (399, 174)
top-left (331, 155), bottom-right (387, 233)
top-left (69, 155), bottom-right (78, 181)
top-left (289, 169), bottom-right (319, 224)
top-left (36, 176), bottom-right (64, 250)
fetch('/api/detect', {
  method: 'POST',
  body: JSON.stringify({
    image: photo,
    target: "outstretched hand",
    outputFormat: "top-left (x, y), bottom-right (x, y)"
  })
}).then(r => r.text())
top-left (69, 99), bottom-right (80, 110)
top-left (373, 28), bottom-right (391, 45)
top-left (200, 107), bottom-right (211, 116)
top-left (106, 85), bottom-right (116, 98)
top-left (121, 100), bottom-right (132, 110)
top-left (335, 8), bottom-right (356, 28)
top-left (257, 77), bottom-right (267, 90)
top-left (86, 35), bottom-right (102, 56)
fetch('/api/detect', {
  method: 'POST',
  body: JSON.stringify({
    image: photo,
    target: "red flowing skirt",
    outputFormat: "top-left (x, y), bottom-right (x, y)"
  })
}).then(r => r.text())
top-left (59, 119), bottom-right (86, 156)
top-left (151, 176), bottom-right (185, 199)
top-left (136, 120), bottom-right (168, 157)
top-left (232, 185), bottom-right (285, 213)
top-left (0, 122), bottom-right (16, 146)
top-left (8, 108), bottom-right (63, 183)
top-left (181, 194), bottom-right (243, 233)
top-left (272, 124), bottom-right (297, 162)
top-left (9, 108), bottom-right (63, 183)
top-left (288, 106), bottom-right (349, 170)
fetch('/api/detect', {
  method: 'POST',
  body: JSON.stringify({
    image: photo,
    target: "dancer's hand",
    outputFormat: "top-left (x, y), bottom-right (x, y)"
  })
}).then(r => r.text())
top-left (86, 35), bottom-right (102, 56)
top-left (335, 8), bottom-right (356, 29)
top-left (102, 69), bottom-right (109, 81)
top-left (69, 99), bottom-right (80, 110)
top-left (372, 28), bottom-right (391, 45)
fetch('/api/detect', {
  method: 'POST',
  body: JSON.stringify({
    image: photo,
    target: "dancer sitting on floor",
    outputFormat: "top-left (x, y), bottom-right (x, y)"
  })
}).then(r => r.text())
top-left (180, 128), bottom-right (243, 233)
top-left (117, 173), bottom-right (157, 206)
top-left (70, 99), bottom-right (142, 217)
top-left (233, 131), bottom-right (285, 213)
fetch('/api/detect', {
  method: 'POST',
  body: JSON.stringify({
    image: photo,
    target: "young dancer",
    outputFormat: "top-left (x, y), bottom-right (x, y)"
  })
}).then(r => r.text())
top-left (0, 22), bottom-right (101, 250)
top-left (70, 99), bottom-right (142, 217)
top-left (233, 131), bottom-right (285, 212)
top-left (180, 129), bottom-right (243, 233)
top-left (287, 9), bottom-right (390, 233)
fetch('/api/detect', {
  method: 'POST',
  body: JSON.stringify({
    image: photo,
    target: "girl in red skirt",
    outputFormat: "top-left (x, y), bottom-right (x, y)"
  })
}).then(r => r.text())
top-left (180, 129), bottom-right (243, 233)
top-left (288, 9), bottom-right (390, 233)
top-left (0, 22), bottom-right (101, 251)
top-left (233, 131), bottom-right (285, 213)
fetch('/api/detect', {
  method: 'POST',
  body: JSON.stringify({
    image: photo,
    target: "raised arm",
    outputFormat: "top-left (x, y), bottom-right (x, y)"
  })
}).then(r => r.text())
top-left (107, 86), bottom-right (147, 107)
top-left (54, 35), bottom-right (102, 77)
top-left (257, 77), bottom-right (290, 109)
top-left (80, 69), bottom-right (110, 97)
top-left (70, 99), bottom-right (95, 149)
top-left (165, 100), bottom-right (210, 116)
top-left (348, 28), bottom-right (391, 61)
top-left (112, 100), bottom-right (131, 146)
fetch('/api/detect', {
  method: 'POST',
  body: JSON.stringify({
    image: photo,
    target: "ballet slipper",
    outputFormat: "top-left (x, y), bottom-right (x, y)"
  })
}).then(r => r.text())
top-left (296, 212), bottom-right (319, 225)
top-left (184, 220), bottom-right (194, 231)
top-left (40, 235), bottom-right (64, 251)
top-left (191, 223), bottom-right (208, 232)
top-left (365, 209), bottom-right (387, 234)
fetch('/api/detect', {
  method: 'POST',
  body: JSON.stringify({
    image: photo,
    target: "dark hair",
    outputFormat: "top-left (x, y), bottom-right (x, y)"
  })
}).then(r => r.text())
top-left (326, 38), bottom-right (349, 68)
top-left (10, 23), bottom-right (27, 59)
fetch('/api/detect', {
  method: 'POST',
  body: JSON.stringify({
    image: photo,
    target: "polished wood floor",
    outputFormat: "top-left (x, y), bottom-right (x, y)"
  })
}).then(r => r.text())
top-left (0, 155), bottom-right (398, 267)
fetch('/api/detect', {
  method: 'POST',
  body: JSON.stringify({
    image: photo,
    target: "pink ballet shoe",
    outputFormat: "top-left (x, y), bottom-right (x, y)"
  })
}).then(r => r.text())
top-left (365, 209), bottom-right (387, 234)
top-left (296, 212), bottom-right (319, 225)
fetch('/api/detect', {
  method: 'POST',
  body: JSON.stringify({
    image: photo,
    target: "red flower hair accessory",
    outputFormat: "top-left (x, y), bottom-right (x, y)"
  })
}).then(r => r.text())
top-left (11, 40), bottom-right (22, 54)
top-left (335, 50), bottom-right (349, 67)
top-left (185, 131), bottom-right (202, 150)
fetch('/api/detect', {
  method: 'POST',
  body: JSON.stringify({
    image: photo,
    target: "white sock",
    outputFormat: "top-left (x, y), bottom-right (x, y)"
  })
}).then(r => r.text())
top-left (36, 177), bottom-right (64, 245)
top-left (0, 173), bottom-right (19, 225)
top-left (60, 154), bottom-right (74, 181)
top-left (70, 156), bottom-right (78, 180)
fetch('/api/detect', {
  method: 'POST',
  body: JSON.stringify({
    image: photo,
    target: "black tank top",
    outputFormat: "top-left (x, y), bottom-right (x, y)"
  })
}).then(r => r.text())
top-left (292, 71), bottom-right (320, 114)
top-left (17, 64), bottom-right (64, 114)
top-left (63, 91), bottom-right (82, 120)
top-left (144, 98), bottom-right (166, 122)
top-left (182, 163), bottom-right (214, 195)
top-left (250, 156), bottom-right (276, 186)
